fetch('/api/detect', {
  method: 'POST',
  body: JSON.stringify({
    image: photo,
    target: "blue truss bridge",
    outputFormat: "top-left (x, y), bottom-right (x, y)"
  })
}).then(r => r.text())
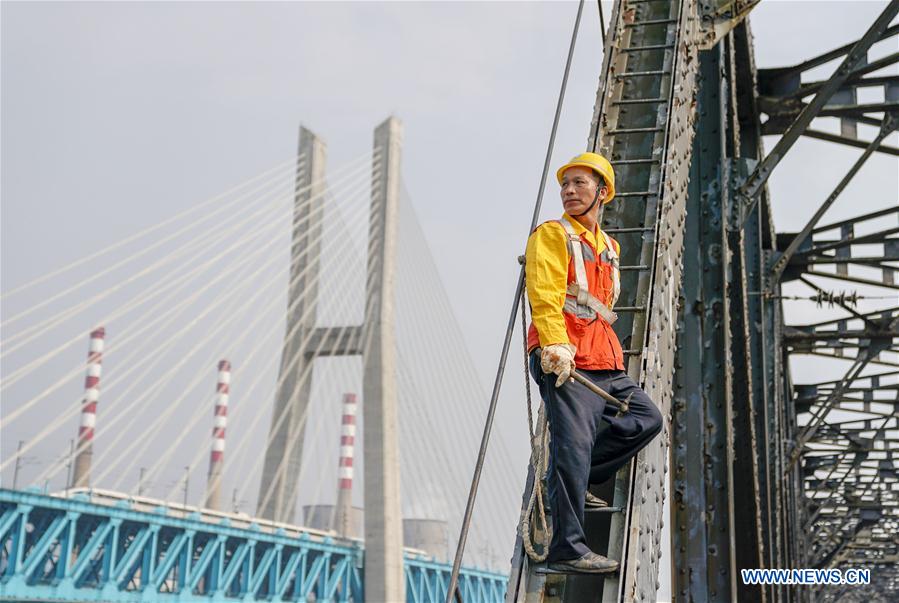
top-left (0, 489), bottom-right (506, 602)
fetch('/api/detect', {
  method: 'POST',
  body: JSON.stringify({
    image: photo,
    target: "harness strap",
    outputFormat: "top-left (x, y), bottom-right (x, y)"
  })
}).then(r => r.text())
top-left (566, 283), bottom-right (618, 325)
top-left (597, 229), bottom-right (620, 307)
top-left (558, 219), bottom-right (619, 325)
top-left (559, 220), bottom-right (590, 306)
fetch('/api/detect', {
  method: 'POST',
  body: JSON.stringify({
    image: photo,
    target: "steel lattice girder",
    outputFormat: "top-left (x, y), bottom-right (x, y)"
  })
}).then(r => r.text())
top-left (672, 28), bottom-right (779, 603)
top-left (0, 489), bottom-right (507, 602)
top-left (750, 3), bottom-right (899, 599)
top-left (505, 2), bottom-right (899, 601)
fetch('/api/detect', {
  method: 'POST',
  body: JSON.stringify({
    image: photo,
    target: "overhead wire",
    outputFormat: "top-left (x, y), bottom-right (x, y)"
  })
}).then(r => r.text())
top-left (1, 157), bottom-right (374, 423)
top-left (0, 156), bottom-right (310, 331)
top-left (1, 152), bottom-right (373, 365)
top-left (4, 159), bottom-right (375, 473)
top-left (29, 245), bottom-right (271, 491)
top-left (446, 0), bottom-right (587, 596)
top-left (156, 183), bottom-right (376, 504)
top-left (102, 168), bottom-right (377, 495)
top-left (0, 154), bottom-right (308, 301)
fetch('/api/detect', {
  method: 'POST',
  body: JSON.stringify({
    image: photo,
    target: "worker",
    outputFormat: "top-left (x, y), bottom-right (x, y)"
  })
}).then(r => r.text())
top-left (525, 152), bottom-right (663, 574)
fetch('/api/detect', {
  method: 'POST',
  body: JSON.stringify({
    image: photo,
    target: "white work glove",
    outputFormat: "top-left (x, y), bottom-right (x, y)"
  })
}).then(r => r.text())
top-left (541, 343), bottom-right (577, 388)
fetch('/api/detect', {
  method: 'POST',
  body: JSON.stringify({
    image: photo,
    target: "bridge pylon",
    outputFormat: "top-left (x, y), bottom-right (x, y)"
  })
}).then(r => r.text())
top-left (256, 117), bottom-right (406, 602)
top-left (257, 126), bottom-right (328, 522)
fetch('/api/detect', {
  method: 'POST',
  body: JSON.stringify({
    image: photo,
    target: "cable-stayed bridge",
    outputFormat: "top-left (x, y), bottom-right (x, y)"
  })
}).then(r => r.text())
top-left (3, 2), bottom-right (899, 602)
top-left (1, 118), bottom-right (516, 602)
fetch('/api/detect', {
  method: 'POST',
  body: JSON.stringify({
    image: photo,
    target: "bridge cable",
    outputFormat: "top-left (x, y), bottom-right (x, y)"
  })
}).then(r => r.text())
top-left (118, 182), bottom-right (376, 496)
top-left (8, 166), bottom-right (373, 479)
top-left (393, 209), bottom-right (521, 554)
top-left (2, 160), bottom-right (373, 429)
top-left (247, 176), bottom-right (384, 513)
top-left (25, 204), bottom-right (307, 488)
top-left (393, 192), bottom-right (523, 547)
top-left (397, 190), bottom-right (523, 494)
top-left (0, 155), bottom-right (307, 301)
top-left (5, 203), bottom-right (302, 476)
top-left (109, 179), bottom-right (373, 496)
top-left (1, 152), bottom-right (373, 366)
top-left (445, 0), bottom-right (586, 598)
top-left (0, 174), bottom-right (297, 393)
top-left (31, 248), bottom-right (268, 490)
top-left (0, 157), bottom-right (304, 331)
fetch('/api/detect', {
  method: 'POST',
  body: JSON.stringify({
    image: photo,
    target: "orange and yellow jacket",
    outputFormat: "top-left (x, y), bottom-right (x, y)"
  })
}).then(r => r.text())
top-left (526, 213), bottom-right (625, 371)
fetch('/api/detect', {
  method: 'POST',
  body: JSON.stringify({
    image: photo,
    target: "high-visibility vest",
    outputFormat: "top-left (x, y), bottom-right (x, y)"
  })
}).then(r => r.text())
top-left (526, 219), bottom-right (625, 371)
top-left (557, 219), bottom-right (620, 324)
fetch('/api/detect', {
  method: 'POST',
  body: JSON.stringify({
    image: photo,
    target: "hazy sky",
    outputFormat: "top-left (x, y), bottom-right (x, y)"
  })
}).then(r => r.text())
top-left (2, 0), bottom-right (896, 591)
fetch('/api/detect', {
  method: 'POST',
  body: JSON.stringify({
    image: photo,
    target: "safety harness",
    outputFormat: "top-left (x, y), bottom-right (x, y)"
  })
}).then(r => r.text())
top-left (557, 219), bottom-right (620, 325)
top-left (518, 220), bottom-right (623, 562)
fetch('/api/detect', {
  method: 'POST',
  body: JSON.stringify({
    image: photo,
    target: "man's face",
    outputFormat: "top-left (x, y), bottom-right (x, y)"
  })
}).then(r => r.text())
top-left (560, 166), bottom-right (606, 217)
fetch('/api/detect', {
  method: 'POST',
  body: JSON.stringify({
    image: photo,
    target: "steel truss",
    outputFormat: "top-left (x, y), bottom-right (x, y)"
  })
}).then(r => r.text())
top-left (508, 1), bottom-right (898, 601)
top-left (0, 489), bottom-right (506, 602)
top-left (755, 2), bottom-right (899, 599)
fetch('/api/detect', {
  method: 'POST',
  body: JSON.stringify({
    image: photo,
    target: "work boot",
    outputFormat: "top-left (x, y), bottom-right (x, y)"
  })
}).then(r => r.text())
top-left (547, 552), bottom-right (619, 574)
top-left (585, 491), bottom-right (609, 509)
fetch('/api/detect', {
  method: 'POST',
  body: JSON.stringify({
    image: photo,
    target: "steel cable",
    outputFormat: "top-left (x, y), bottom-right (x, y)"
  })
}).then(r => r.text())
top-left (445, 0), bottom-right (586, 597)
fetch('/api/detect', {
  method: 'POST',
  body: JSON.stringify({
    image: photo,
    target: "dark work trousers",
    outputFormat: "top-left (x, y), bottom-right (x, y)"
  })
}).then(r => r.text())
top-left (529, 352), bottom-right (663, 562)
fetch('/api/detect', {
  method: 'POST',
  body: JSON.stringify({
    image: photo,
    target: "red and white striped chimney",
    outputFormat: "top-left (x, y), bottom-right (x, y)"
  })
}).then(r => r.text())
top-left (334, 392), bottom-right (357, 537)
top-left (71, 326), bottom-right (104, 489)
top-left (205, 359), bottom-right (230, 511)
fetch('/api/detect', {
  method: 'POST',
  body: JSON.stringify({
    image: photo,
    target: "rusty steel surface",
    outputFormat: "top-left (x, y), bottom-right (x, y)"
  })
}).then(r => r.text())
top-left (506, 1), bottom-right (898, 600)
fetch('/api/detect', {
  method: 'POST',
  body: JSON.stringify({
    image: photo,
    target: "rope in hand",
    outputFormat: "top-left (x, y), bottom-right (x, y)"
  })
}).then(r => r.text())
top-left (518, 274), bottom-right (552, 562)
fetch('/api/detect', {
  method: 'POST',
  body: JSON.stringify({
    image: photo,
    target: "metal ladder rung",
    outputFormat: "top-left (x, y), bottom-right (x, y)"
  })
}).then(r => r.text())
top-left (612, 98), bottom-right (668, 105)
top-left (623, 349), bottom-right (643, 356)
top-left (608, 127), bottom-right (665, 135)
top-left (611, 158), bottom-right (658, 165)
top-left (625, 18), bottom-right (678, 27)
top-left (622, 44), bottom-right (675, 52)
top-left (620, 265), bottom-right (651, 271)
top-left (603, 227), bottom-right (654, 233)
top-left (615, 70), bottom-right (670, 79)
top-left (585, 506), bottom-right (624, 513)
top-left (614, 306), bottom-right (646, 313)
top-left (615, 191), bottom-right (657, 197)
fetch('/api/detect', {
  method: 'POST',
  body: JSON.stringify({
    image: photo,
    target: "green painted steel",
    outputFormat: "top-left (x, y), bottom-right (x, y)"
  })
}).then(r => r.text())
top-left (508, 1), bottom-right (898, 601)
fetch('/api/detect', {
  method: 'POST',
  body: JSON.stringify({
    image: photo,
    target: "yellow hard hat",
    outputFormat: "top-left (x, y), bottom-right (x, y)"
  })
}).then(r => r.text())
top-left (556, 152), bottom-right (616, 203)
